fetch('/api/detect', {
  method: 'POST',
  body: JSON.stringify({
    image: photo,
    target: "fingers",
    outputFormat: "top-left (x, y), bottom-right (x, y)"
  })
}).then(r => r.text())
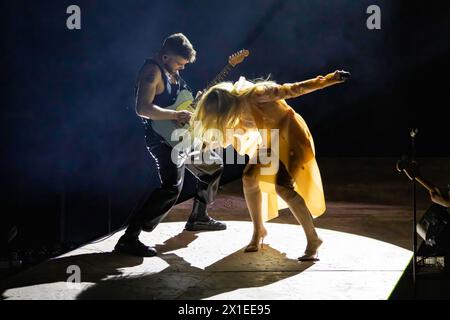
top-left (334, 70), bottom-right (343, 81)
top-left (335, 70), bottom-right (351, 81)
top-left (175, 110), bottom-right (192, 123)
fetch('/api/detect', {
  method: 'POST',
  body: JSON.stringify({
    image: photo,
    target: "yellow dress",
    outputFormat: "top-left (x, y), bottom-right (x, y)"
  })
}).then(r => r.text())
top-left (224, 73), bottom-right (341, 221)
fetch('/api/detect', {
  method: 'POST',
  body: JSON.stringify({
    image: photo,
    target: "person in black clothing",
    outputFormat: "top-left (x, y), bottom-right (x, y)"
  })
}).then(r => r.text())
top-left (114, 33), bottom-right (226, 257)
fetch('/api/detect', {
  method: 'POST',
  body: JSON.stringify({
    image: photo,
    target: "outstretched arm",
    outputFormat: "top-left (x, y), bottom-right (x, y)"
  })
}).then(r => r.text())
top-left (253, 70), bottom-right (350, 103)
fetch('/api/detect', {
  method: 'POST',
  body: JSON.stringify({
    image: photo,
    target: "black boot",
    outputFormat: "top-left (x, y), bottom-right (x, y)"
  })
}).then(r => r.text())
top-left (114, 233), bottom-right (157, 257)
top-left (185, 199), bottom-right (226, 231)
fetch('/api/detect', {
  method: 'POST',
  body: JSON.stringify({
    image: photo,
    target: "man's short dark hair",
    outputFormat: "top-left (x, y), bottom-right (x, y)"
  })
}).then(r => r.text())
top-left (161, 33), bottom-right (196, 63)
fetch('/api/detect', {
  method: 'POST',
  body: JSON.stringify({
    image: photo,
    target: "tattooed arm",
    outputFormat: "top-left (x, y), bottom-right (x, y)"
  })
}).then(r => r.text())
top-left (135, 64), bottom-right (191, 123)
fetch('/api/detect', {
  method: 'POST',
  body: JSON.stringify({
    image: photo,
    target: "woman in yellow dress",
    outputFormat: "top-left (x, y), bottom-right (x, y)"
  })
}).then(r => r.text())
top-left (190, 70), bottom-right (350, 261)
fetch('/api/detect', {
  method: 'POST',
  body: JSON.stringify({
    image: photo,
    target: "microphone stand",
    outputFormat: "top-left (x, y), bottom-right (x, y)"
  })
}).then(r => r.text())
top-left (410, 128), bottom-right (419, 297)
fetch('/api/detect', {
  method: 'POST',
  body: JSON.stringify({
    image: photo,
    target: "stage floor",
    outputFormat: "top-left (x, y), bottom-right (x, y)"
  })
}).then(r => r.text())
top-left (3, 157), bottom-right (450, 300)
top-left (1, 220), bottom-right (411, 300)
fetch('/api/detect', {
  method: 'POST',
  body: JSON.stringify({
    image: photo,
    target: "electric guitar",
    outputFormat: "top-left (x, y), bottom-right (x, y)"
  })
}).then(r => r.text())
top-left (151, 49), bottom-right (250, 149)
top-left (397, 158), bottom-right (450, 246)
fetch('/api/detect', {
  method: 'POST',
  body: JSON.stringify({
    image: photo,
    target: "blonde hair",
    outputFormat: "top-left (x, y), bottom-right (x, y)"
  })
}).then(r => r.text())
top-left (190, 79), bottom-right (275, 144)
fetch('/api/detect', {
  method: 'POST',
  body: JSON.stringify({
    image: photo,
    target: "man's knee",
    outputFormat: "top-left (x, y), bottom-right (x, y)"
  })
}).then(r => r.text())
top-left (161, 166), bottom-right (184, 195)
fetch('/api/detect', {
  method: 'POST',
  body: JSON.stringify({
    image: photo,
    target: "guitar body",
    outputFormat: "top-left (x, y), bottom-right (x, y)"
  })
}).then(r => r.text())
top-left (151, 89), bottom-right (195, 148)
top-left (174, 89), bottom-right (196, 112)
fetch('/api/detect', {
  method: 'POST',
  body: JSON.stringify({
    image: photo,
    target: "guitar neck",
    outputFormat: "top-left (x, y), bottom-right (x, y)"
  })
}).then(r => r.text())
top-left (205, 64), bottom-right (234, 90)
top-left (192, 64), bottom-right (234, 107)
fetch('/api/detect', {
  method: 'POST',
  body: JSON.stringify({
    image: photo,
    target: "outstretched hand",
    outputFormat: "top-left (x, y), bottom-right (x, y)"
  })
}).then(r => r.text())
top-left (334, 70), bottom-right (351, 82)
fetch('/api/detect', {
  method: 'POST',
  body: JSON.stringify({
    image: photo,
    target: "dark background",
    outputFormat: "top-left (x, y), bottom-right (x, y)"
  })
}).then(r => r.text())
top-left (1, 0), bottom-right (449, 248)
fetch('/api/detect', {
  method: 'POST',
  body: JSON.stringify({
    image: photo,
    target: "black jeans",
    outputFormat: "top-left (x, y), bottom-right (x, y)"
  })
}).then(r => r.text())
top-left (125, 128), bottom-right (223, 237)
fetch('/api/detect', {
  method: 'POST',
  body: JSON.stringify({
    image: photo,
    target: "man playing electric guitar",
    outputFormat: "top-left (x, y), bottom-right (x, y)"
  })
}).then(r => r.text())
top-left (115, 33), bottom-right (227, 257)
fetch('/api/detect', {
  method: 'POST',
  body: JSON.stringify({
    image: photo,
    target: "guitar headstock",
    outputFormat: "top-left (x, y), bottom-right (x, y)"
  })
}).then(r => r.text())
top-left (396, 158), bottom-right (421, 181)
top-left (228, 49), bottom-right (250, 67)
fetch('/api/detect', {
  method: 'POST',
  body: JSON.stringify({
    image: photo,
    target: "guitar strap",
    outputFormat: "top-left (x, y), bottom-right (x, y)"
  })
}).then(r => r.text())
top-left (178, 76), bottom-right (192, 93)
top-left (146, 59), bottom-right (181, 108)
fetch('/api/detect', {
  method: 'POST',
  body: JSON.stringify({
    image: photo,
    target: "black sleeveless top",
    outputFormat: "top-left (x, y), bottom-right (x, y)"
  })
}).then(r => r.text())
top-left (135, 58), bottom-right (190, 134)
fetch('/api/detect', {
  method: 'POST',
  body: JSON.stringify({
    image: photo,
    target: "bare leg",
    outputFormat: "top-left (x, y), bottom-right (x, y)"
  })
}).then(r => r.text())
top-left (275, 184), bottom-right (322, 260)
top-left (242, 167), bottom-right (267, 252)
